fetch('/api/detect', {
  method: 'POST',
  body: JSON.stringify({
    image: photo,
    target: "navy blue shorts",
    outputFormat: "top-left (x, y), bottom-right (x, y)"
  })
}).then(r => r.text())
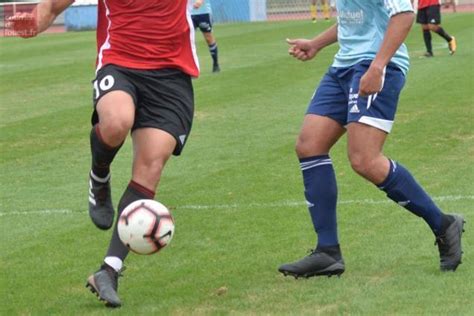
top-left (307, 60), bottom-right (406, 133)
top-left (191, 13), bottom-right (213, 33)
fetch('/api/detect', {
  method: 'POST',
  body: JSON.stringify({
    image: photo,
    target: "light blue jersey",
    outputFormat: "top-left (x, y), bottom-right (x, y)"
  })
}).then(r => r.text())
top-left (333, 0), bottom-right (414, 74)
top-left (191, 0), bottom-right (212, 15)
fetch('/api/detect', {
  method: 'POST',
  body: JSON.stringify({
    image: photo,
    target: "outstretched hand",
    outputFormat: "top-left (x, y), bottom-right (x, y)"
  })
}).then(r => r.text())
top-left (6, 12), bottom-right (38, 38)
top-left (286, 38), bottom-right (319, 61)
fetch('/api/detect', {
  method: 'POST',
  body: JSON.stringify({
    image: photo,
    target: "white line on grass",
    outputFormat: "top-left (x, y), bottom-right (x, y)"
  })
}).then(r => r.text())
top-left (0, 195), bottom-right (472, 217)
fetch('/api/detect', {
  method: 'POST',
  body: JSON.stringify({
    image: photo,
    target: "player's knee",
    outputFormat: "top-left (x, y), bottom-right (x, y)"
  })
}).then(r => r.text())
top-left (134, 157), bottom-right (168, 186)
top-left (348, 152), bottom-right (372, 177)
top-left (99, 119), bottom-right (132, 145)
top-left (428, 24), bottom-right (439, 31)
top-left (295, 136), bottom-right (314, 158)
top-left (295, 134), bottom-right (331, 158)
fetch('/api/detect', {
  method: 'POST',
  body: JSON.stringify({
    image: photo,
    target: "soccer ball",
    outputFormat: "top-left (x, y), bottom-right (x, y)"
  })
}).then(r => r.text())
top-left (117, 199), bottom-right (175, 255)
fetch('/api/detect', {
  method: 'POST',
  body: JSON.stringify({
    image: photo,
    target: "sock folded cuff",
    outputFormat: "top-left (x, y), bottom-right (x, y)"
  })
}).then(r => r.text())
top-left (104, 256), bottom-right (123, 272)
top-left (299, 155), bottom-right (332, 171)
top-left (377, 159), bottom-right (398, 190)
top-left (129, 180), bottom-right (155, 199)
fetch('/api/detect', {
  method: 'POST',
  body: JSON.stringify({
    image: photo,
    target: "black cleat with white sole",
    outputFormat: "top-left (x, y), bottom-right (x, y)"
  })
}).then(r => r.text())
top-left (436, 214), bottom-right (465, 272)
top-left (279, 246), bottom-right (345, 279)
top-left (86, 264), bottom-right (123, 308)
top-left (88, 171), bottom-right (114, 230)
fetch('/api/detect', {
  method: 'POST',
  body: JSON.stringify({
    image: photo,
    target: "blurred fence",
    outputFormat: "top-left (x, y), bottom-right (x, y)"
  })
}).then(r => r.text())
top-left (1, 0), bottom-right (473, 32)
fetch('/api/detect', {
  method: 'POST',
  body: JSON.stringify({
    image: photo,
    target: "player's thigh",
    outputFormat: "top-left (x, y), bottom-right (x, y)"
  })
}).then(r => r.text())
top-left (346, 122), bottom-right (387, 161)
top-left (131, 128), bottom-right (176, 173)
top-left (96, 91), bottom-right (135, 128)
top-left (346, 122), bottom-right (390, 183)
top-left (92, 65), bottom-right (136, 132)
top-left (134, 68), bottom-right (194, 156)
top-left (297, 114), bottom-right (345, 158)
top-left (298, 70), bottom-right (347, 157)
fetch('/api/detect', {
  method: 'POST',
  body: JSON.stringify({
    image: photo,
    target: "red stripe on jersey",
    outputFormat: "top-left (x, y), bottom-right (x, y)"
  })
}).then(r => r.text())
top-left (96, 0), bottom-right (199, 77)
top-left (418, 0), bottom-right (441, 9)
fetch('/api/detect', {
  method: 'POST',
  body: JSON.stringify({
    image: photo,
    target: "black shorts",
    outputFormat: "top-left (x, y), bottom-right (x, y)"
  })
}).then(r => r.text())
top-left (92, 64), bottom-right (194, 156)
top-left (191, 13), bottom-right (213, 33)
top-left (416, 5), bottom-right (441, 25)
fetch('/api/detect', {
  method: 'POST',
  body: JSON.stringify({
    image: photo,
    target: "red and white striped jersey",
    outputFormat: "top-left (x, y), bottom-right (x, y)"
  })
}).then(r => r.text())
top-left (95, 0), bottom-right (199, 77)
top-left (418, 0), bottom-right (441, 10)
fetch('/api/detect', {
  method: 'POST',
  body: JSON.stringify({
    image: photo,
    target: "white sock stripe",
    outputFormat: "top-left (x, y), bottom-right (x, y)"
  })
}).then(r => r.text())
top-left (301, 161), bottom-right (333, 171)
top-left (300, 158), bottom-right (332, 167)
top-left (90, 171), bottom-right (110, 183)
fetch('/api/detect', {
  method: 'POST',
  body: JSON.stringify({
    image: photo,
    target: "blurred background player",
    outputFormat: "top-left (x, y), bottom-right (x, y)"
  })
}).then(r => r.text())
top-left (8, 0), bottom-right (199, 308)
top-left (310, 0), bottom-right (331, 23)
top-left (192, 0), bottom-right (220, 73)
top-left (279, 0), bottom-right (464, 279)
top-left (414, 0), bottom-right (457, 57)
top-left (443, 0), bottom-right (457, 13)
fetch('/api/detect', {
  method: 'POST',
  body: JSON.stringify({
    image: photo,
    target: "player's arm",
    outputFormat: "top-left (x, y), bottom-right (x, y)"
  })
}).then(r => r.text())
top-left (359, 11), bottom-right (415, 96)
top-left (7, 0), bottom-right (74, 38)
top-left (287, 23), bottom-right (337, 61)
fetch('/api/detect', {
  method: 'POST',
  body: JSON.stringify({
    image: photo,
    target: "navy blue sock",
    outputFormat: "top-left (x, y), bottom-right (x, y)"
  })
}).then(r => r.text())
top-left (209, 42), bottom-right (218, 65)
top-left (300, 155), bottom-right (339, 248)
top-left (378, 160), bottom-right (444, 235)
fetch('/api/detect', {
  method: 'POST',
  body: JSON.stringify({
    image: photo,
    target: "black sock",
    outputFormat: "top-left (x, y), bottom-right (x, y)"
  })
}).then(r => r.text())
top-left (434, 27), bottom-right (452, 42)
top-left (105, 181), bottom-right (156, 260)
top-left (423, 30), bottom-right (433, 54)
top-left (316, 244), bottom-right (342, 260)
top-left (90, 125), bottom-right (122, 179)
top-left (209, 42), bottom-right (218, 66)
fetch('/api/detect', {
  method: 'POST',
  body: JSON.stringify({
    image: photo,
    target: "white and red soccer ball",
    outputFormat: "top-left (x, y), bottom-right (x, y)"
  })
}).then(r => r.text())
top-left (117, 199), bottom-right (175, 255)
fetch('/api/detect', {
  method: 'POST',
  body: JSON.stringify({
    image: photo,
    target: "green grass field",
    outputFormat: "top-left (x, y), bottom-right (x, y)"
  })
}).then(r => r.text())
top-left (1, 14), bottom-right (473, 315)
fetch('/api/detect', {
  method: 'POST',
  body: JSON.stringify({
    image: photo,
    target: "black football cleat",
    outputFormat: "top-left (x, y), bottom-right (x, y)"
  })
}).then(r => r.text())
top-left (88, 171), bottom-right (114, 230)
top-left (86, 264), bottom-right (123, 308)
top-left (212, 64), bottom-right (221, 73)
top-left (435, 214), bottom-right (465, 271)
top-left (279, 247), bottom-right (345, 279)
